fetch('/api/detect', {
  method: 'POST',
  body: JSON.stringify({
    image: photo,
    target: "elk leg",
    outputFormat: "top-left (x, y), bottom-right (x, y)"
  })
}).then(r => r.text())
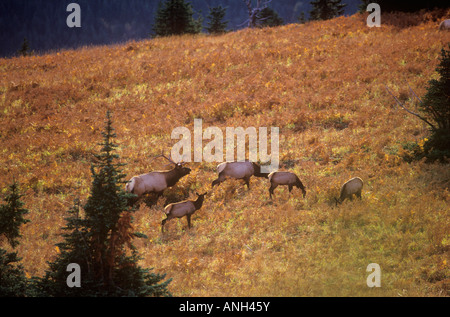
top-left (186, 214), bottom-right (192, 229)
top-left (244, 176), bottom-right (251, 189)
top-left (161, 218), bottom-right (167, 233)
top-left (269, 183), bottom-right (277, 199)
top-left (287, 185), bottom-right (294, 199)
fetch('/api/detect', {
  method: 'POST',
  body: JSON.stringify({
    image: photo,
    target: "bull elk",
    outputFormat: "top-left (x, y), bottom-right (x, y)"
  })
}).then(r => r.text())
top-left (161, 192), bottom-right (207, 232)
top-left (211, 160), bottom-right (269, 189)
top-left (268, 171), bottom-right (306, 199)
top-left (125, 153), bottom-right (191, 205)
top-left (335, 177), bottom-right (364, 205)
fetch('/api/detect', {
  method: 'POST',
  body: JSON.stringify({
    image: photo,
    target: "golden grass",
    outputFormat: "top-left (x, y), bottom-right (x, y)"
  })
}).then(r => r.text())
top-left (0, 11), bottom-right (449, 296)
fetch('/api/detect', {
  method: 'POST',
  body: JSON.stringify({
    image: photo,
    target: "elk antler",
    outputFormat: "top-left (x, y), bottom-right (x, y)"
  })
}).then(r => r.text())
top-left (150, 151), bottom-right (177, 165)
top-left (161, 152), bottom-right (176, 164)
top-left (150, 149), bottom-right (190, 166)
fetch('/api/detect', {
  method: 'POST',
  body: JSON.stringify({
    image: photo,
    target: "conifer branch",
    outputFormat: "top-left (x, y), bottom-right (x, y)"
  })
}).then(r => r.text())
top-left (384, 84), bottom-right (438, 131)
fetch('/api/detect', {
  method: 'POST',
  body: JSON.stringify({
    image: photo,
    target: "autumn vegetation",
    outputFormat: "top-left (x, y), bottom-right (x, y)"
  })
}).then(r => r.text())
top-left (0, 10), bottom-right (449, 296)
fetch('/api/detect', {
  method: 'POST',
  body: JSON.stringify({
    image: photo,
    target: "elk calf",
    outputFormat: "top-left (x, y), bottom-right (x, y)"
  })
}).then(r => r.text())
top-left (268, 171), bottom-right (306, 199)
top-left (211, 161), bottom-right (269, 189)
top-left (161, 192), bottom-right (207, 232)
top-left (335, 177), bottom-right (363, 205)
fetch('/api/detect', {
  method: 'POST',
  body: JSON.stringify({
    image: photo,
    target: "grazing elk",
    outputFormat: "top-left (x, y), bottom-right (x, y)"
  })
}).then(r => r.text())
top-left (335, 177), bottom-right (364, 205)
top-left (125, 153), bottom-right (191, 205)
top-left (268, 171), bottom-right (306, 199)
top-left (439, 19), bottom-right (450, 30)
top-left (161, 192), bottom-right (207, 232)
top-left (211, 160), bottom-right (269, 189)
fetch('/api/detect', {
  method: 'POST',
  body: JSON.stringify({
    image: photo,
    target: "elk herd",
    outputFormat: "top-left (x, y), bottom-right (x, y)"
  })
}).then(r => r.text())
top-left (125, 153), bottom-right (364, 233)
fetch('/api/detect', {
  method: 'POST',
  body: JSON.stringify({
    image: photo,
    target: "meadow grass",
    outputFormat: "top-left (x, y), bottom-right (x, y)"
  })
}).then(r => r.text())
top-left (0, 11), bottom-right (449, 296)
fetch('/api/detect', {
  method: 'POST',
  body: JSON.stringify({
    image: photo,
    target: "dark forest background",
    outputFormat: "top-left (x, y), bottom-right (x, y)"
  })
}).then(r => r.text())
top-left (0, 0), bottom-right (448, 58)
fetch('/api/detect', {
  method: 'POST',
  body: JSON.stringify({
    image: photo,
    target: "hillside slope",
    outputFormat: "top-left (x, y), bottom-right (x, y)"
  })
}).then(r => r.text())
top-left (1, 12), bottom-right (449, 296)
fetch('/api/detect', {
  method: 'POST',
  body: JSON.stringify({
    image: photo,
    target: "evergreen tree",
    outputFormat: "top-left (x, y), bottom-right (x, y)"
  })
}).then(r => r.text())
top-left (297, 12), bottom-right (307, 24)
top-left (358, 0), bottom-right (372, 13)
top-left (0, 182), bottom-right (30, 249)
top-left (153, 0), bottom-right (202, 37)
top-left (388, 45), bottom-right (450, 163)
top-left (17, 38), bottom-right (31, 57)
top-left (0, 249), bottom-right (28, 296)
top-left (205, 5), bottom-right (228, 34)
top-left (309, 0), bottom-right (346, 21)
top-left (0, 181), bottom-right (29, 297)
top-left (420, 44), bottom-right (450, 162)
top-left (259, 7), bottom-right (284, 27)
top-left (36, 111), bottom-right (171, 296)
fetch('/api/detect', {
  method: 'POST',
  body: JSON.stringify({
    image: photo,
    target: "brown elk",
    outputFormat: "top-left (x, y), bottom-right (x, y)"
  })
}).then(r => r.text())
top-left (335, 177), bottom-right (364, 205)
top-left (211, 160), bottom-right (269, 189)
top-left (161, 192), bottom-right (207, 232)
top-left (125, 153), bottom-right (191, 205)
top-left (439, 19), bottom-right (450, 30)
top-left (268, 171), bottom-right (306, 199)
